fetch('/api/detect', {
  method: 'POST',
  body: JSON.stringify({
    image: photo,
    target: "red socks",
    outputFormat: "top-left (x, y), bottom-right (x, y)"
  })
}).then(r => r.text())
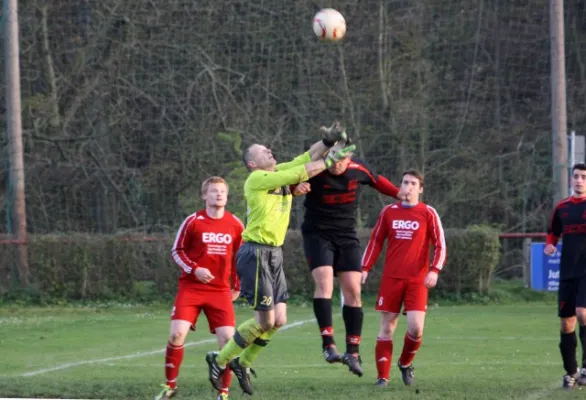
top-left (165, 342), bottom-right (184, 388)
top-left (165, 341), bottom-right (232, 393)
top-left (375, 337), bottom-right (393, 380)
top-left (220, 366), bottom-right (232, 393)
top-left (399, 333), bottom-right (422, 367)
top-left (376, 333), bottom-right (422, 380)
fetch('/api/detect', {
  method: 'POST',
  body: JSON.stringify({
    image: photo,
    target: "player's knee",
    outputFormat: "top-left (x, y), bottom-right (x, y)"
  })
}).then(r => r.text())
top-left (342, 291), bottom-right (362, 307)
top-left (169, 330), bottom-right (187, 346)
top-left (576, 309), bottom-right (586, 325)
top-left (407, 325), bottom-right (424, 339)
top-left (561, 317), bottom-right (577, 333)
top-left (274, 316), bottom-right (287, 329)
top-left (314, 280), bottom-right (334, 298)
top-left (259, 320), bottom-right (275, 332)
top-left (378, 325), bottom-right (393, 339)
top-left (216, 333), bottom-right (232, 348)
top-left (344, 297), bottom-right (362, 307)
top-left (314, 286), bottom-right (333, 298)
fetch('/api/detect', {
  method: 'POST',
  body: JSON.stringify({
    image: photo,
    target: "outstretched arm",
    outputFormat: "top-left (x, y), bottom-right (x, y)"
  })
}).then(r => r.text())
top-left (251, 143), bottom-right (357, 190)
top-left (361, 210), bottom-right (389, 273)
top-left (306, 142), bottom-right (357, 178)
top-left (371, 175), bottom-right (401, 199)
top-left (308, 140), bottom-right (330, 161)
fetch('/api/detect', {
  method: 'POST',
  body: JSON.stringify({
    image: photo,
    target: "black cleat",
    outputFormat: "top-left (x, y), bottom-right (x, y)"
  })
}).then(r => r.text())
top-left (563, 372), bottom-right (580, 390)
top-left (398, 362), bottom-right (415, 386)
top-left (229, 357), bottom-right (257, 395)
top-left (342, 353), bottom-right (363, 377)
top-left (323, 345), bottom-right (342, 363)
top-left (206, 351), bottom-right (226, 391)
top-left (375, 378), bottom-right (389, 387)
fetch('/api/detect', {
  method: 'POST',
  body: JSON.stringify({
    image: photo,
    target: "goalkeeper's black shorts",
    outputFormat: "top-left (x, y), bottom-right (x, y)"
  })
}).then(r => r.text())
top-left (302, 230), bottom-right (362, 275)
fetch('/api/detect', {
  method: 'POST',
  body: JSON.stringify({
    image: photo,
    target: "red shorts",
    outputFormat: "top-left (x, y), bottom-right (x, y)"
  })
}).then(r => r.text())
top-left (171, 289), bottom-right (235, 334)
top-left (375, 278), bottom-right (428, 314)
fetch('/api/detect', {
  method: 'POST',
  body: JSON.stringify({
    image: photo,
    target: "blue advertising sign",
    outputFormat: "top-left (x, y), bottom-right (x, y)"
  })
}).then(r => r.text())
top-left (530, 243), bottom-right (562, 291)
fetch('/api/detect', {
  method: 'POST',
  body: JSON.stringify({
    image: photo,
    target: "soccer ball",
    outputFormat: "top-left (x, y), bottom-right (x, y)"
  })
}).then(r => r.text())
top-left (312, 8), bottom-right (346, 42)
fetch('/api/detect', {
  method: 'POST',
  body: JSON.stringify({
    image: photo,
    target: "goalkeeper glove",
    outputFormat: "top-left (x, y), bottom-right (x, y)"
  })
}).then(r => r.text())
top-left (324, 143), bottom-right (356, 168)
top-left (320, 121), bottom-right (348, 147)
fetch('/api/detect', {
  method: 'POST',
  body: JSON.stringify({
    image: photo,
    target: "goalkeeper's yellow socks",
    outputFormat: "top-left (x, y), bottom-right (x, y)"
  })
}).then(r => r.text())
top-left (239, 327), bottom-right (279, 367)
top-left (217, 318), bottom-right (263, 367)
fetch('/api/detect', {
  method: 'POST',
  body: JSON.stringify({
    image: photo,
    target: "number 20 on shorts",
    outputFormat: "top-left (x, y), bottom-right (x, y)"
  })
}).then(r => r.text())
top-left (261, 296), bottom-right (272, 306)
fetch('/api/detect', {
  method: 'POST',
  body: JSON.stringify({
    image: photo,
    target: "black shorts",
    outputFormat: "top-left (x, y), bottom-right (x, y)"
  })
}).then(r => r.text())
top-left (236, 242), bottom-right (289, 311)
top-left (302, 230), bottom-right (362, 275)
top-left (558, 278), bottom-right (586, 318)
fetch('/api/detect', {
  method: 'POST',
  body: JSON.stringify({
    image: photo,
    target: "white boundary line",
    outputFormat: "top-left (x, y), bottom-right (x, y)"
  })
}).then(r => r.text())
top-left (15, 318), bottom-right (315, 378)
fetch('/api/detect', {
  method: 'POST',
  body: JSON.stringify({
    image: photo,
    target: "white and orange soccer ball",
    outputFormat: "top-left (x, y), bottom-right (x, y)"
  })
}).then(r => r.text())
top-left (312, 8), bottom-right (346, 42)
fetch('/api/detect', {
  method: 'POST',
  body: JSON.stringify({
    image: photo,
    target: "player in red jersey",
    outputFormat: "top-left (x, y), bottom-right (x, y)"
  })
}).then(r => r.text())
top-left (545, 163), bottom-right (586, 390)
top-left (155, 177), bottom-right (244, 400)
top-left (361, 170), bottom-right (446, 388)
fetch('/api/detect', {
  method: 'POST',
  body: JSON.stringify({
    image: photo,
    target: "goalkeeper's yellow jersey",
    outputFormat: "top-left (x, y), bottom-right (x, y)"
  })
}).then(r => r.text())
top-left (242, 152), bottom-right (311, 247)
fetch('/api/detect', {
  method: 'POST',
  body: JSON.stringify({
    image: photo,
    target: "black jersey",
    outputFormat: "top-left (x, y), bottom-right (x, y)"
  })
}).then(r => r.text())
top-left (547, 196), bottom-right (586, 280)
top-left (301, 159), bottom-right (399, 233)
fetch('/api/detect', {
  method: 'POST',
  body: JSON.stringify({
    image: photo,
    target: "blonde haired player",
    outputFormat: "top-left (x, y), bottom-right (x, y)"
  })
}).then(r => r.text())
top-left (362, 170), bottom-right (446, 388)
top-left (155, 177), bottom-right (244, 400)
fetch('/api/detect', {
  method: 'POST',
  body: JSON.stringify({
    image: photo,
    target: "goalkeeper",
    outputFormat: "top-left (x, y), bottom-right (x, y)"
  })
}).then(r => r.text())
top-left (206, 123), bottom-right (355, 396)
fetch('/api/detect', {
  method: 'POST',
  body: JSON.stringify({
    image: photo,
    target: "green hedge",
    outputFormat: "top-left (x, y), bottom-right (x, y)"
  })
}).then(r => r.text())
top-left (0, 226), bottom-right (501, 302)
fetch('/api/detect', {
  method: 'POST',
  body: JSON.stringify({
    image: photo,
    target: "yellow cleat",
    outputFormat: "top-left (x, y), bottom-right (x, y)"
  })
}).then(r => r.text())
top-left (154, 384), bottom-right (177, 400)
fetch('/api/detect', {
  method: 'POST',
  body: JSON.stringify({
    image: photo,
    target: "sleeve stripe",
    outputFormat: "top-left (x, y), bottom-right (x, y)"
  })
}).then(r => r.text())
top-left (172, 252), bottom-right (192, 274)
top-left (549, 197), bottom-right (571, 235)
top-left (361, 204), bottom-right (391, 266)
top-left (171, 213), bottom-right (197, 274)
top-left (348, 162), bottom-right (376, 182)
top-left (427, 205), bottom-right (446, 270)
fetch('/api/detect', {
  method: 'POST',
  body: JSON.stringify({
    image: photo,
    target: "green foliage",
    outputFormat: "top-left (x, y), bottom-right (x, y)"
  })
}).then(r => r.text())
top-left (0, 235), bottom-right (177, 304)
top-left (224, 166), bottom-right (249, 222)
top-left (1, 226), bottom-right (503, 305)
top-left (216, 131), bottom-right (243, 156)
top-left (178, 131), bottom-right (248, 219)
top-left (7, 0), bottom-right (580, 236)
top-left (435, 225), bottom-right (502, 296)
top-left (217, 132), bottom-right (248, 221)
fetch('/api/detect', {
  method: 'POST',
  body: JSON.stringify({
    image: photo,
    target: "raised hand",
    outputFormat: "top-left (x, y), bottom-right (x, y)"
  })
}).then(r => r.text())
top-left (320, 121), bottom-right (347, 146)
top-left (324, 143), bottom-right (356, 168)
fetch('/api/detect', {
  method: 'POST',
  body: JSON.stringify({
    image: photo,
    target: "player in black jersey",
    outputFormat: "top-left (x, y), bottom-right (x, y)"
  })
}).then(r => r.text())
top-left (545, 163), bottom-right (586, 390)
top-left (294, 131), bottom-right (405, 377)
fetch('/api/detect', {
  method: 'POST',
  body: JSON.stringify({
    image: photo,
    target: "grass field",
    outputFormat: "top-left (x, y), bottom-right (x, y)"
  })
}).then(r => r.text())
top-left (0, 298), bottom-right (583, 399)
